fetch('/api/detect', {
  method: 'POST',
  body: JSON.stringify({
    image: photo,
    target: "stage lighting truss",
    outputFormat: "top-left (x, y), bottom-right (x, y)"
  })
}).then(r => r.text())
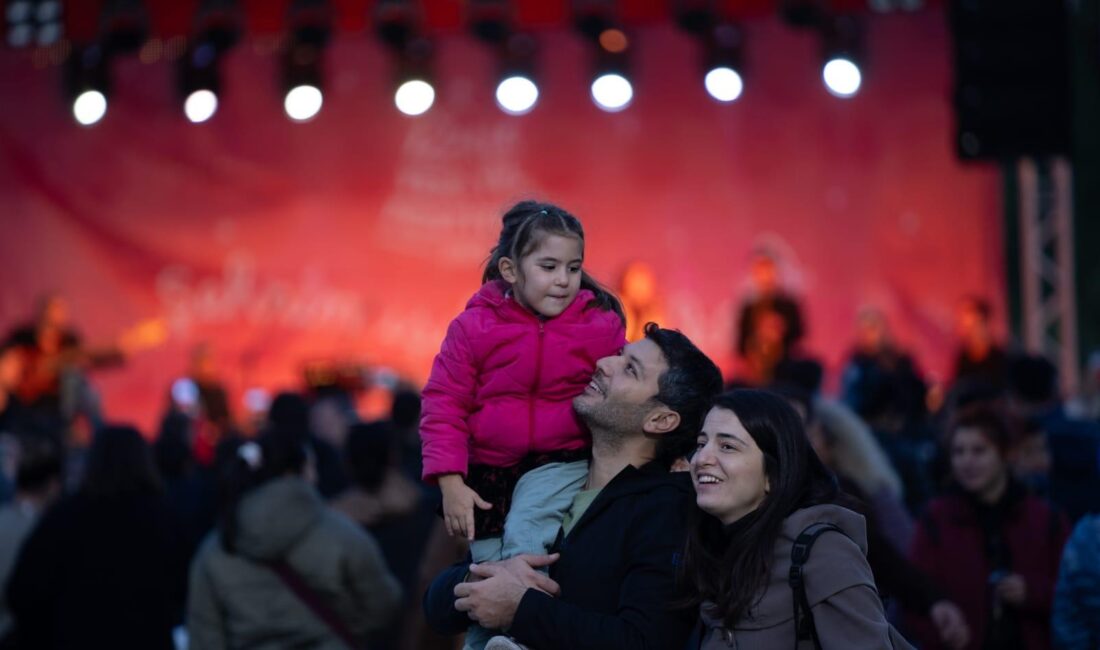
top-left (574, 0), bottom-right (633, 112)
top-left (820, 14), bottom-right (864, 98)
top-left (5, 0), bottom-right (63, 48)
top-left (282, 1), bottom-right (331, 123)
top-left (375, 0), bottom-right (436, 117)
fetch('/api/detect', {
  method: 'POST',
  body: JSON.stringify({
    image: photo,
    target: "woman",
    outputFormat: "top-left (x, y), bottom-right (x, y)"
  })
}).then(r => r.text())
top-left (7, 425), bottom-right (188, 650)
top-left (187, 427), bottom-right (402, 649)
top-left (679, 389), bottom-right (911, 649)
top-left (908, 407), bottom-right (1069, 649)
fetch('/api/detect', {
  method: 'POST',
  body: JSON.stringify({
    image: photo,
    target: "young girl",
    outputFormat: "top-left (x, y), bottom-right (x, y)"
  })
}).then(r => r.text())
top-left (420, 201), bottom-right (626, 649)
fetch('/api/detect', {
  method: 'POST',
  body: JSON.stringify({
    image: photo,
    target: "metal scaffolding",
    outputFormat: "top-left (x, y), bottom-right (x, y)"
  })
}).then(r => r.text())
top-left (1017, 157), bottom-right (1079, 394)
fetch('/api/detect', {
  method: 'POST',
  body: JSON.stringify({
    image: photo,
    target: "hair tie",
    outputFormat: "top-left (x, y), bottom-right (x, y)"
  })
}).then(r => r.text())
top-left (238, 441), bottom-right (263, 469)
top-left (539, 209), bottom-right (548, 215)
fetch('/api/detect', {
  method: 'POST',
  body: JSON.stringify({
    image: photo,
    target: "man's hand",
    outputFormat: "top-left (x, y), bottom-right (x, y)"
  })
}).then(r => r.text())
top-left (454, 554), bottom-right (561, 630)
top-left (929, 600), bottom-right (970, 649)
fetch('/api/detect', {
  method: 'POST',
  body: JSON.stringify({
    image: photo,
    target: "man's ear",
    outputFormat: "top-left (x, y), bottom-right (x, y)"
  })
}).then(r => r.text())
top-left (498, 257), bottom-right (519, 284)
top-left (642, 406), bottom-right (681, 436)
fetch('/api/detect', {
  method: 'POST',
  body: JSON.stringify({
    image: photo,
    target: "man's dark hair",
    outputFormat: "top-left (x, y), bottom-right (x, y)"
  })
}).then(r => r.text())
top-left (15, 435), bottom-right (64, 493)
top-left (643, 323), bottom-right (723, 468)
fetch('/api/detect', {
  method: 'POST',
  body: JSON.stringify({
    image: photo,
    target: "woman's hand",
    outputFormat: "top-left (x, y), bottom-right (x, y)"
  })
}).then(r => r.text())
top-left (995, 573), bottom-right (1027, 606)
top-left (439, 474), bottom-right (492, 541)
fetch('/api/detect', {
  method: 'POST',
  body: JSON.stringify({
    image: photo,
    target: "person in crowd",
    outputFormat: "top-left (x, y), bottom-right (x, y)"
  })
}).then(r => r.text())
top-left (908, 407), bottom-right (1070, 649)
top-left (951, 296), bottom-right (1011, 391)
top-left (333, 420), bottom-right (433, 650)
top-left (775, 384), bottom-right (970, 648)
top-left (154, 410), bottom-right (220, 560)
top-left (425, 324), bottom-right (722, 650)
top-left (187, 427), bottom-right (401, 649)
top-left (1052, 513), bottom-right (1100, 649)
top-left (733, 247), bottom-right (806, 386)
top-left (842, 306), bottom-right (928, 429)
top-left (420, 201), bottom-right (626, 649)
top-left (0, 342), bottom-right (27, 439)
top-left (679, 389), bottom-right (912, 648)
top-left (617, 261), bottom-right (666, 342)
top-left (1007, 418), bottom-right (1053, 497)
top-left (268, 391), bottom-right (348, 498)
top-left (0, 436), bottom-right (63, 649)
top-left (1005, 354), bottom-right (1100, 521)
top-left (6, 425), bottom-right (188, 650)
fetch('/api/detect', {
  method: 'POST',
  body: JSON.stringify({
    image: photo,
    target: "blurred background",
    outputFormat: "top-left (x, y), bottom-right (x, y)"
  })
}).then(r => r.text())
top-left (0, 1), bottom-right (1098, 649)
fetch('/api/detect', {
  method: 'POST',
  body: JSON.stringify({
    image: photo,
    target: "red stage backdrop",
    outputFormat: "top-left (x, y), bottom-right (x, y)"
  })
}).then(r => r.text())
top-left (0, 11), bottom-right (1003, 431)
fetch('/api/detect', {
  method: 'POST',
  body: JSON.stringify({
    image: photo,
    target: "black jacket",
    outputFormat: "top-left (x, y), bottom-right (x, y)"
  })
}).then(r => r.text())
top-left (424, 461), bottom-right (695, 650)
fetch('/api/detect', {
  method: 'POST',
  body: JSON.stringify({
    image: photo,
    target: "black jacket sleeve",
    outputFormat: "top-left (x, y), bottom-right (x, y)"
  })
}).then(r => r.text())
top-left (507, 487), bottom-right (694, 650)
top-left (422, 560), bottom-right (472, 636)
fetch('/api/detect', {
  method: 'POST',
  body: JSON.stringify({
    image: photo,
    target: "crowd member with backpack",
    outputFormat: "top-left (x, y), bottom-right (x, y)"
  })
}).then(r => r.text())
top-left (187, 427), bottom-right (401, 649)
top-left (908, 407), bottom-right (1069, 650)
top-left (678, 389), bottom-right (912, 649)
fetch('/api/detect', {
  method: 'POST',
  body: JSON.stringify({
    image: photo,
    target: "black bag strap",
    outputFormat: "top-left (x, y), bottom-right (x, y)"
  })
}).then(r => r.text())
top-left (789, 522), bottom-right (845, 650)
top-left (269, 560), bottom-right (361, 650)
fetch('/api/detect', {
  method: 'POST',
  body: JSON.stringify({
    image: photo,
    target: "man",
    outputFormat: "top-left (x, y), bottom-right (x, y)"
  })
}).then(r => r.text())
top-left (424, 323), bottom-right (723, 650)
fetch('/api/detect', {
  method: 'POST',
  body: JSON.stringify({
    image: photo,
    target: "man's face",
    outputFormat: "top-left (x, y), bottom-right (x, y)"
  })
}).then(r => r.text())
top-left (574, 338), bottom-right (669, 432)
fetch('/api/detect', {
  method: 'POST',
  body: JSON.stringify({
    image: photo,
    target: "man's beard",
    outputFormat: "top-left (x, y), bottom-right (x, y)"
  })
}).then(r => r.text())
top-left (574, 396), bottom-right (647, 450)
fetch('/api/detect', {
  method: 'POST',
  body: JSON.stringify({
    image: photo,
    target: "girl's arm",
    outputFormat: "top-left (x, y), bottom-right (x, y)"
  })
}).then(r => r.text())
top-left (420, 317), bottom-right (479, 481)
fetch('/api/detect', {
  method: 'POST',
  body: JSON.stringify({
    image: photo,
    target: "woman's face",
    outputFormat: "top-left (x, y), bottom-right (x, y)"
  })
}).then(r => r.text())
top-left (691, 407), bottom-right (770, 525)
top-left (950, 426), bottom-right (1007, 498)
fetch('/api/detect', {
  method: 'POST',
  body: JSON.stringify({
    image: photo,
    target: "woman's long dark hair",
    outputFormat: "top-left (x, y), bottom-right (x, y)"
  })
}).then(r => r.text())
top-left (676, 389), bottom-right (838, 628)
top-left (483, 200), bottom-right (625, 324)
top-left (218, 427), bottom-right (308, 553)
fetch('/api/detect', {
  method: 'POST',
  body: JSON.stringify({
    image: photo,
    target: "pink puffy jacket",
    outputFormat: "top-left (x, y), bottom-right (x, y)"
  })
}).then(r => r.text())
top-left (420, 280), bottom-right (626, 481)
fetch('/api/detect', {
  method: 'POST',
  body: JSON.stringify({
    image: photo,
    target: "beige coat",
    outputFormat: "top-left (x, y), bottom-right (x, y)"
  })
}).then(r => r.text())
top-left (699, 504), bottom-right (914, 649)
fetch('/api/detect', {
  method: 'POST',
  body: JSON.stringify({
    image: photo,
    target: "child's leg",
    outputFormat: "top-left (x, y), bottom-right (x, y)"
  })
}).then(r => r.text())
top-left (463, 537), bottom-right (504, 650)
top-left (464, 461), bottom-right (587, 650)
top-left (500, 460), bottom-right (589, 560)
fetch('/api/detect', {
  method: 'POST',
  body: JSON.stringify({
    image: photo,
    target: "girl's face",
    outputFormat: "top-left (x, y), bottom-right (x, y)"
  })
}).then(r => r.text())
top-left (503, 233), bottom-right (584, 319)
top-left (691, 407), bottom-right (770, 526)
top-left (950, 426), bottom-right (1007, 499)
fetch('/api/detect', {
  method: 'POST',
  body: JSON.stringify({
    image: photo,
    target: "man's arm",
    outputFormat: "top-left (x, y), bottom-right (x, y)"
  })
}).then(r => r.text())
top-left (507, 487), bottom-right (695, 650)
top-left (422, 561), bottom-right (472, 636)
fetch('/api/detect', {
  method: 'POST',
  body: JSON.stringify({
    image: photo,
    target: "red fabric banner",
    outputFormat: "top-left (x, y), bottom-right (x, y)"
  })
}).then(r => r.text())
top-left (0, 12), bottom-right (1002, 431)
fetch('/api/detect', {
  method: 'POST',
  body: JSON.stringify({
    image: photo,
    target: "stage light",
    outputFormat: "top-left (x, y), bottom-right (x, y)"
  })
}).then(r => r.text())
top-left (73, 90), bottom-right (107, 126)
top-left (591, 73), bottom-right (632, 112)
top-left (575, 5), bottom-right (633, 112)
top-left (178, 9), bottom-right (240, 124)
top-left (184, 89), bottom-right (218, 123)
top-left (495, 75), bottom-right (538, 115)
top-left (66, 44), bottom-right (110, 127)
top-left (375, 0), bottom-right (435, 116)
top-left (394, 79), bottom-right (434, 116)
top-left (285, 84), bottom-right (323, 121)
top-left (283, 2), bottom-right (330, 123)
top-left (820, 15), bottom-right (864, 99)
top-left (822, 57), bottom-right (861, 97)
top-left (705, 66), bottom-right (743, 102)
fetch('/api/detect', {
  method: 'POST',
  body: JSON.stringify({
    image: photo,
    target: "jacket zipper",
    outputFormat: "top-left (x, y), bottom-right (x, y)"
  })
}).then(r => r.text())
top-left (529, 320), bottom-right (544, 451)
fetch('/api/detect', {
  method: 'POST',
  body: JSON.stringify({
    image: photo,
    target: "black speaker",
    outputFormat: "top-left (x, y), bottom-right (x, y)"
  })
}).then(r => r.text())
top-left (949, 0), bottom-right (1072, 160)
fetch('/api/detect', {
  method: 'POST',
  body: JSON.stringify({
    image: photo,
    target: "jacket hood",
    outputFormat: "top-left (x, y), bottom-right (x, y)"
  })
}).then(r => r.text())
top-left (702, 504), bottom-right (872, 631)
top-left (467, 280), bottom-right (597, 322)
top-left (234, 476), bottom-right (324, 561)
